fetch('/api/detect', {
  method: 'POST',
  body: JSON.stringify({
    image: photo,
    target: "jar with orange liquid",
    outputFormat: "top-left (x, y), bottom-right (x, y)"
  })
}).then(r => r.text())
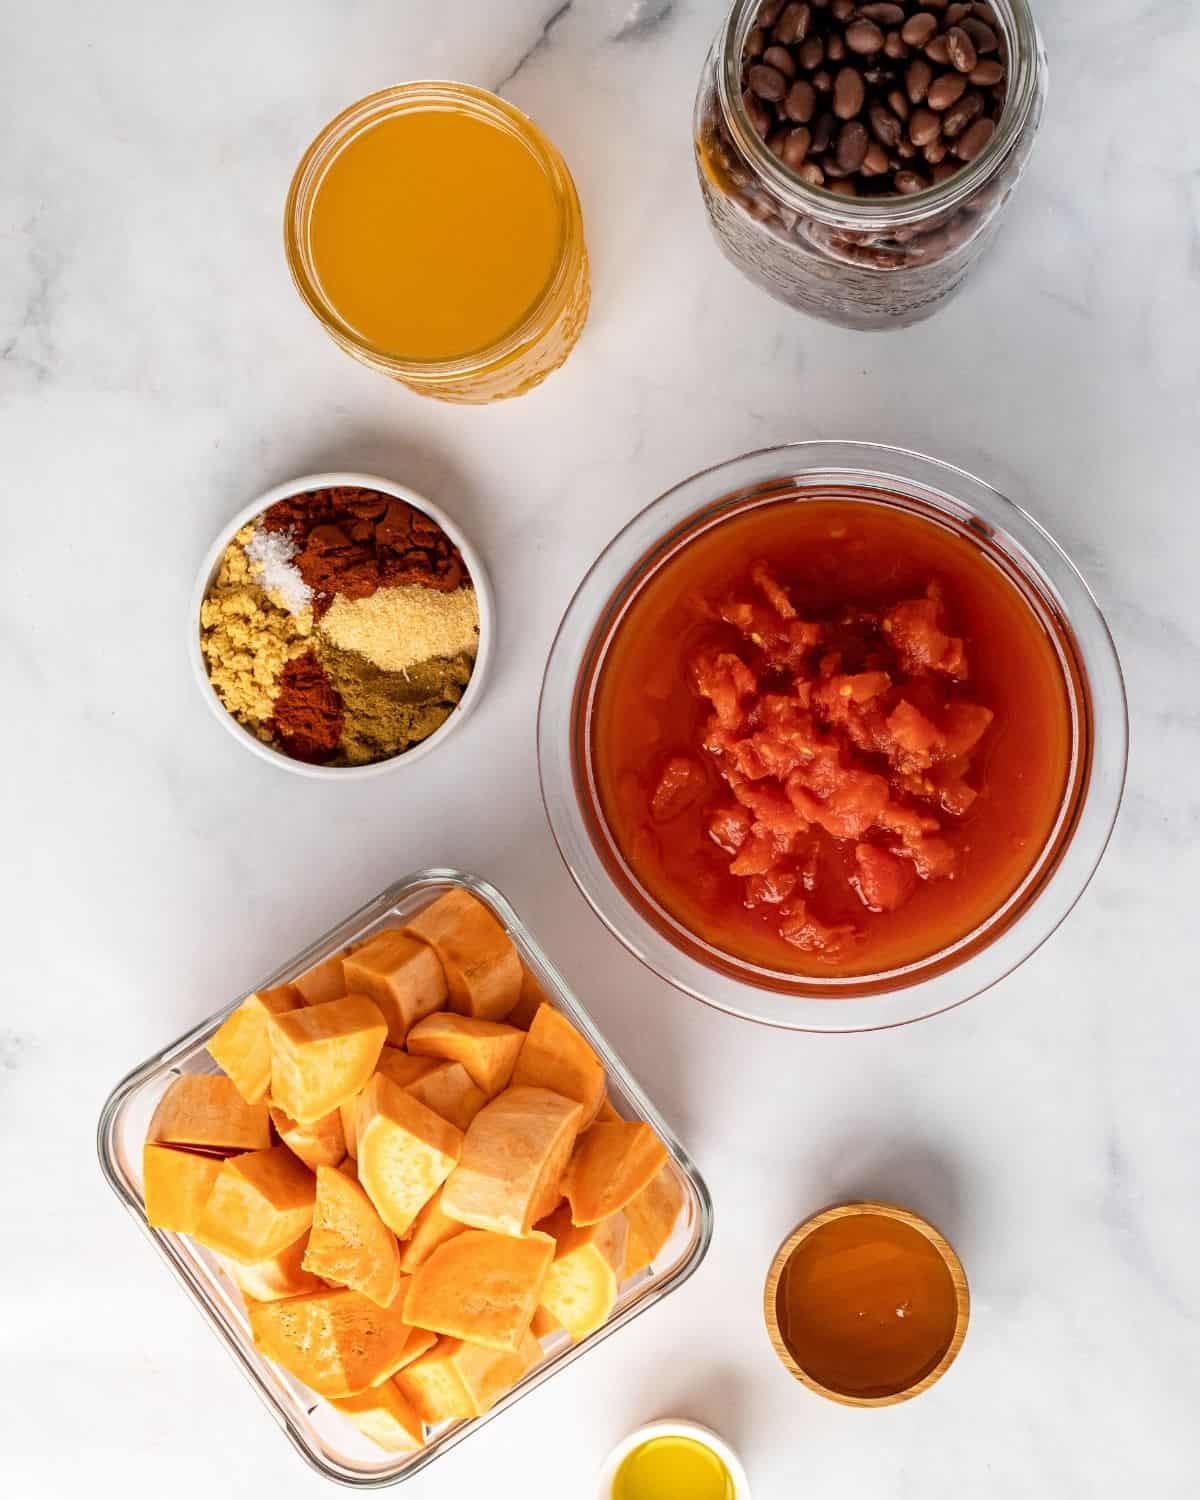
top-left (285, 84), bottom-right (590, 403)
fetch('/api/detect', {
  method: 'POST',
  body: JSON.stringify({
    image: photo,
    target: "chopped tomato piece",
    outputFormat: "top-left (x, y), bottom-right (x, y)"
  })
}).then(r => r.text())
top-left (731, 780), bottom-right (809, 837)
top-left (778, 901), bottom-right (857, 958)
top-left (853, 844), bottom-right (918, 912)
top-left (941, 701), bottom-right (994, 757)
top-left (692, 650), bottom-right (757, 731)
top-left (903, 835), bottom-right (958, 881)
top-left (744, 870), bottom-right (798, 907)
top-left (886, 699), bottom-right (942, 764)
top-left (809, 769), bottom-right (891, 839)
top-left (729, 826), bottom-right (783, 876)
top-left (885, 596), bottom-right (967, 679)
top-left (708, 803), bottom-right (753, 854)
top-left (650, 756), bottom-right (706, 822)
top-left (751, 560), bottom-right (797, 619)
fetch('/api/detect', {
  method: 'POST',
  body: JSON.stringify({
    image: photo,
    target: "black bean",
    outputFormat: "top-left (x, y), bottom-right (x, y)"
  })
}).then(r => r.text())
top-left (906, 57), bottom-right (933, 102)
top-left (945, 25), bottom-right (977, 71)
top-left (757, 0), bottom-right (784, 24)
top-left (796, 160), bottom-right (825, 187)
top-left (782, 124), bottom-right (813, 167)
top-left (894, 169), bottom-right (930, 192)
top-left (972, 2), bottom-right (998, 23)
top-left (799, 35), bottom-right (825, 68)
top-left (862, 102), bottom-right (896, 148)
top-left (961, 16), bottom-right (999, 53)
top-left (900, 11), bottom-right (938, 47)
top-left (927, 71), bottom-right (967, 109)
top-left (859, 2), bottom-right (905, 22)
top-left (828, 178), bottom-right (858, 196)
top-left (784, 78), bottom-right (817, 122)
top-left (884, 31), bottom-right (909, 59)
top-left (762, 43), bottom-right (798, 77)
top-left (831, 0), bottom-right (855, 20)
top-left (942, 88), bottom-right (983, 136)
top-left (748, 63), bottom-right (789, 101)
top-left (811, 109), bottom-right (837, 153)
top-left (742, 88), bottom-right (772, 136)
top-left (968, 59), bottom-right (1005, 85)
top-left (846, 18), bottom-right (885, 53)
top-left (744, 26), bottom-right (767, 58)
top-left (909, 106), bottom-right (942, 145)
top-left (887, 87), bottom-right (910, 121)
top-left (945, 2), bottom-right (971, 24)
top-left (826, 31), bottom-right (846, 61)
top-left (862, 141), bottom-right (891, 174)
top-left (833, 65), bottom-right (866, 119)
top-left (925, 34), bottom-right (951, 63)
top-left (923, 138), bottom-right (948, 163)
top-left (954, 115), bottom-right (994, 159)
top-left (773, 1), bottom-right (811, 44)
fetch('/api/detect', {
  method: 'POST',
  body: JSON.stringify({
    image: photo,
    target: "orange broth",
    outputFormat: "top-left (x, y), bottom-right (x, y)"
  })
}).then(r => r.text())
top-left (590, 498), bottom-right (1073, 978)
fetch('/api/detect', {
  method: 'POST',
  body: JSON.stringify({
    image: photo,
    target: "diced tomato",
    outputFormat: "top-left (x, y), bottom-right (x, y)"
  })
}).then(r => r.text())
top-left (853, 844), bottom-right (918, 913)
top-left (812, 770), bottom-right (891, 839)
top-left (940, 701), bottom-right (994, 757)
top-left (885, 699), bottom-right (942, 767)
top-left (729, 826), bottom-right (782, 876)
top-left (708, 803), bottom-right (752, 854)
top-left (814, 671), bottom-right (893, 711)
top-left (885, 596), bottom-right (967, 679)
top-left (732, 780), bottom-right (809, 838)
top-left (903, 834), bottom-right (958, 881)
top-left (650, 756), bottom-right (707, 822)
top-left (931, 763), bottom-right (978, 816)
top-left (744, 870), bottom-right (798, 907)
top-left (751, 560), bottom-right (797, 619)
top-left (878, 800), bottom-right (941, 841)
top-left (692, 650), bottom-right (757, 731)
top-left (778, 901), bottom-right (857, 958)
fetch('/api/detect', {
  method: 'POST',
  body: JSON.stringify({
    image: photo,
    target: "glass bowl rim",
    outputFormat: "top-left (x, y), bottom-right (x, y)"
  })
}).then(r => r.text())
top-left (537, 440), bottom-right (1128, 1033)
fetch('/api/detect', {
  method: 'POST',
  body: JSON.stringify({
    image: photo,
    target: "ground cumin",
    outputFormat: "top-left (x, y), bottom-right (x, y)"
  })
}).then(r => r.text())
top-left (317, 643), bottom-right (473, 765)
top-left (199, 527), bottom-right (313, 736)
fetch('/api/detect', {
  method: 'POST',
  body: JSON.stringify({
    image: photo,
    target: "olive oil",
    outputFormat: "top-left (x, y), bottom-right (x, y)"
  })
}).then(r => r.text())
top-left (611, 1435), bottom-right (734, 1500)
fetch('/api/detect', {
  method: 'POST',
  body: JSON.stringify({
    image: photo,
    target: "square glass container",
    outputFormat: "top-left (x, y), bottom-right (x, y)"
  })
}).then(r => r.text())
top-left (97, 869), bottom-right (713, 1488)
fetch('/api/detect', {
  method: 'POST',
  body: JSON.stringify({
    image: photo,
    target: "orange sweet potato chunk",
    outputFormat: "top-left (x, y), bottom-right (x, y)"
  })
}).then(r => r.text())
top-left (142, 1144), bottom-right (222, 1234)
top-left (398, 1187), bottom-right (467, 1273)
top-left (403, 890), bottom-right (521, 1022)
top-left (395, 1338), bottom-right (475, 1425)
top-left (293, 952), bottom-right (349, 1007)
top-left (148, 1074), bottom-right (270, 1153)
top-left (407, 1014), bottom-right (523, 1097)
top-left (595, 1095), bottom-right (623, 1124)
top-left (227, 1231), bottom-right (323, 1302)
top-left (269, 1103), bottom-right (346, 1170)
top-left (404, 1229), bottom-right (554, 1353)
top-left (441, 1086), bottom-right (583, 1238)
top-left (563, 1121), bottom-right (668, 1227)
top-left (536, 1205), bottom-right (629, 1342)
top-left (247, 1287), bottom-right (415, 1398)
top-left (511, 1006), bottom-right (606, 1128)
top-left (623, 1165), bottom-right (685, 1278)
top-left (269, 994), bottom-right (387, 1125)
top-left (454, 1329), bottom-right (542, 1414)
top-left (332, 1381), bottom-right (425, 1452)
top-left (356, 1073), bottom-right (463, 1236)
top-left (506, 967), bottom-right (548, 1031)
top-left (343, 929), bottom-right (448, 1045)
top-left (340, 1047), bottom-right (437, 1159)
top-left (405, 1061), bottom-right (488, 1133)
top-left (194, 1145), bottom-right (316, 1264)
top-left (302, 1164), bottom-right (405, 1308)
top-left (208, 986), bottom-right (302, 1104)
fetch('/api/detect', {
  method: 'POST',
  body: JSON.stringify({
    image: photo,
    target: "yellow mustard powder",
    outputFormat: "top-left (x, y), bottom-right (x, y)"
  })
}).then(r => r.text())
top-left (200, 527), bottom-right (313, 735)
top-left (319, 584), bottom-right (480, 674)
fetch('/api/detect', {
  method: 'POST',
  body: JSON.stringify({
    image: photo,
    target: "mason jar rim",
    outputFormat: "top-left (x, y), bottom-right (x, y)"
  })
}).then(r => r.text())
top-left (284, 82), bottom-right (584, 379)
top-left (717, 0), bottom-right (1046, 229)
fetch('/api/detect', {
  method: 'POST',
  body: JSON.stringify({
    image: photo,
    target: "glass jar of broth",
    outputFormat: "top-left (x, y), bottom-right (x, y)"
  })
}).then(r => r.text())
top-left (285, 84), bottom-right (590, 403)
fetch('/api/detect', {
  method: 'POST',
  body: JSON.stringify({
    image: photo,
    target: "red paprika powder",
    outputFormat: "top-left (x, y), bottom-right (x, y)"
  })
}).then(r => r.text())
top-left (269, 653), bottom-right (344, 763)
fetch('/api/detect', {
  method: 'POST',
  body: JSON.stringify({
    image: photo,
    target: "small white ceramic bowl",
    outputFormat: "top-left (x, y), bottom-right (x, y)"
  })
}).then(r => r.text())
top-left (596, 1419), bottom-right (751, 1499)
top-left (190, 470), bottom-right (494, 780)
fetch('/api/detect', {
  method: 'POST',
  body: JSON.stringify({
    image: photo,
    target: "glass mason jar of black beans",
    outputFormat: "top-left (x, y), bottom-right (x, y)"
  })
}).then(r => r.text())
top-left (694, 0), bottom-right (1046, 329)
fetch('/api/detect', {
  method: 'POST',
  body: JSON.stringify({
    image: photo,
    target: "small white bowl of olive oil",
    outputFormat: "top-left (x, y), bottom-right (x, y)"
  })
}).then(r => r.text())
top-left (597, 1419), bottom-right (750, 1500)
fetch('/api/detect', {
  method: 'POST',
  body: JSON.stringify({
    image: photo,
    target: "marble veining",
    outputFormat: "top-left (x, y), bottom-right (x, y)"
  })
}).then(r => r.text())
top-left (1, 0), bottom-right (1198, 1496)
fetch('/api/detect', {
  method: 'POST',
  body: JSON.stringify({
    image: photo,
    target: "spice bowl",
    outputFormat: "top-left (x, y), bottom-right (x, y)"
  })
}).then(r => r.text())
top-left (190, 470), bottom-right (494, 779)
top-left (764, 1201), bottom-right (969, 1407)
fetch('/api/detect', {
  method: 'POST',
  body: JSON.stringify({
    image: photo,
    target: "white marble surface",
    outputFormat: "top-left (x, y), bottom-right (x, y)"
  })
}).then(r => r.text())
top-left (3, 0), bottom-right (1198, 1495)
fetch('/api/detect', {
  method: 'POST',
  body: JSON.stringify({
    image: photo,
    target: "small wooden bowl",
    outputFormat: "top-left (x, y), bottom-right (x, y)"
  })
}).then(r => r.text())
top-left (763, 1200), bottom-right (969, 1408)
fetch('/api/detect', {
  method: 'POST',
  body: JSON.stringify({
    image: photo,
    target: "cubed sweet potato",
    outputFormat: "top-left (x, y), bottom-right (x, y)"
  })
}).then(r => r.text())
top-left (194, 1145), bottom-right (316, 1263)
top-left (356, 1073), bottom-right (463, 1236)
top-left (403, 890), bottom-right (521, 1022)
top-left (302, 1164), bottom-right (405, 1308)
top-left (398, 1187), bottom-right (467, 1273)
top-left (441, 1086), bottom-right (583, 1237)
top-left (227, 1231), bottom-right (323, 1302)
top-left (142, 1143), bottom-right (222, 1234)
top-left (269, 1103), bottom-right (346, 1170)
top-left (506, 967), bottom-right (548, 1031)
top-left (406, 1014), bottom-right (523, 1097)
top-left (404, 1229), bottom-right (554, 1352)
top-left (247, 1287), bottom-right (416, 1398)
top-left (269, 994), bottom-right (387, 1125)
top-left (341, 1048), bottom-right (440, 1158)
top-left (455, 1330), bottom-right (542, 1414)
top-left (207, 986), bottom-right (301, 1104)
top-left (394, 1339), bottom-right (475, 1425)
top-left (510, 1006), bottom-right (606, 1127)
top-left (148, 1074), bottom-right (270, 1153)
top-left (595, 1095), bottom-right (623, 1124)
top-left (536, 1204), bottom-right (629, 1341)
top-left (293, 952), bottom-right (349, 1007)
top-left (343, 929), bottom-right (447, 1044)
top-left (623, 1165), bottom-right (685, 1277)
top-left (332, 1381), bottom-right (425, 1452)
top-left (404, 1061), bottom-right (488, 1133)
top-left (563, 1121), bottom-right (668, 1227)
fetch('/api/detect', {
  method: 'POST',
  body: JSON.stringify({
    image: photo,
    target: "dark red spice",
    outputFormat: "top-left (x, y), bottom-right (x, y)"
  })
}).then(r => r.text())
top-left (262, 486), bottom-right (468, 617)
top-left (270, 652), bottom-right (344, 763)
